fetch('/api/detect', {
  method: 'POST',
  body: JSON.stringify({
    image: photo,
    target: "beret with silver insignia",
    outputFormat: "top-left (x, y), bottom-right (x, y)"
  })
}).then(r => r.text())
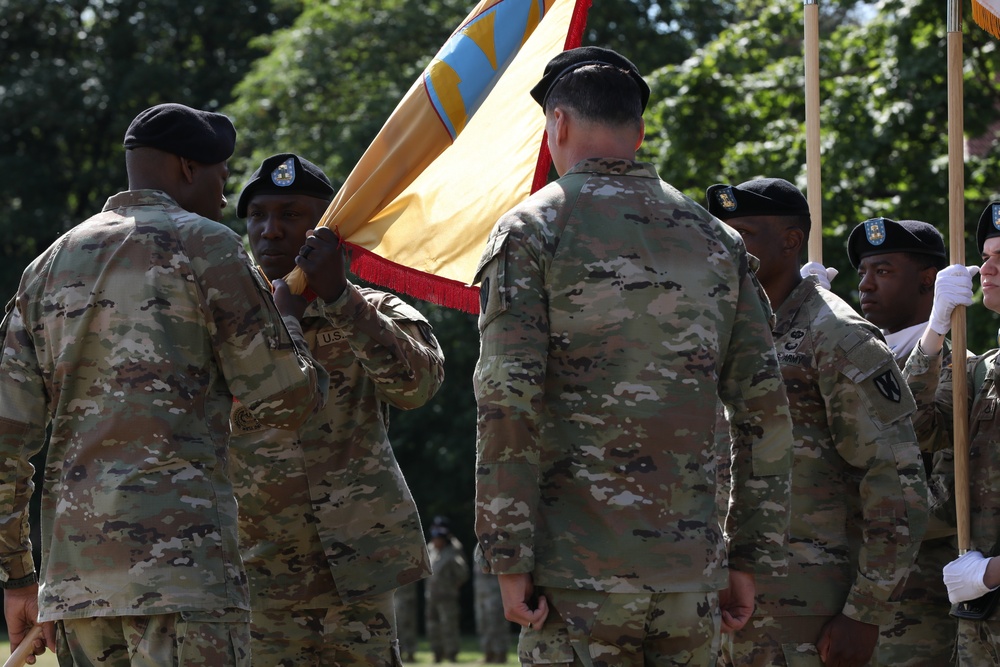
top-left (237, 153), bottom-right (335, 219)
top-left (977, 201), bottom-right (1000, 253)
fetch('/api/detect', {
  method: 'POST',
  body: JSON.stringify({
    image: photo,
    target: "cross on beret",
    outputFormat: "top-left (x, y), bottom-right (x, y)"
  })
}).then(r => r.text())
top-left (123, 103), bottom-right (236, 164)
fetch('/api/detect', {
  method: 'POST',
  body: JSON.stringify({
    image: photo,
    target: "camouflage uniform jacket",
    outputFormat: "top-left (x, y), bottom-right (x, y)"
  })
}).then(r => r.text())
top-left (905, 343), bottom-right (1000, 576)
top-left (0, 190), bottom-right (329, 621)
top-left (229, 285), bottom-right (444, 609)
top-left (472, 159), bottom-right (793, 593)
top-left (755, 277), bottom-right (927, 626)
top-left (426, 536), bottom-right (469, 600)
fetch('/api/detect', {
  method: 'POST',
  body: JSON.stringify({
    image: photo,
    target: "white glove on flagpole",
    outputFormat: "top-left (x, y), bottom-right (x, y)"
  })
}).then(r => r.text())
top-left (928, 264), bottom-right (979, 335)
top-left (800, 262), bottom-right (839, 290)
top-left (944, 550), bottom-right (995, 604)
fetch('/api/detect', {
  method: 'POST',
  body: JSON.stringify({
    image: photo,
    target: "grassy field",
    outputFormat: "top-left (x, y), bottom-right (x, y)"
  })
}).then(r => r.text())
top-left (1, 634), bottom-right (515, 666)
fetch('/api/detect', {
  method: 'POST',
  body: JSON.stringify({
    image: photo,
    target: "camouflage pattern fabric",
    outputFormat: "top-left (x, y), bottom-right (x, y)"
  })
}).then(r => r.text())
top-left (520, 587), bottom-right (720, 667)
top-left (873, 336), bottom-right (958, 666)
top-left (248, 592), bottom-right (401, 667)
top-left (229, 285), bottom-right (444, 615)
top-left (425, 536), bottom-right (469, 659)
top-left (0, 190), bottom-right (329, 621)
top-left (904, 343), bottom-right (1000, 663)
top-left (474, 566), bottom-right (509, 661)
top-left (723, 278), bottom-right (927, 665)
top-left (473, 159), bottom-right (793, 598)
top-left (56, 608), bottom-right (250, 667)
top-left (393, 581), bottom-right (419, 660)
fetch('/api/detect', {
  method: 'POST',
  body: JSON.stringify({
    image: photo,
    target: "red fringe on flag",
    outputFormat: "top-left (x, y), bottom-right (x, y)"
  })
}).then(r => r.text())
top-left (348, 243), bottom-right (482, 313)
top-left (973, 0), bottom-right (1000, 39)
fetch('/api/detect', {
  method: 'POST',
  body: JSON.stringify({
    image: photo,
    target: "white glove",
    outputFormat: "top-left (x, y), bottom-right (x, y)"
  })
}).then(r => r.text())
top-left (943, 550), bottom-right (995, 604)
top-left (800, 261), bottom-right (839, 290)
top-left (928, 264), bottom-right (979, 335)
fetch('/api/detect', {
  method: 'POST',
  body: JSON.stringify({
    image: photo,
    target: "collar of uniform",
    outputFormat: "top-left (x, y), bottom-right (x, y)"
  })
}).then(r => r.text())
top-left (102, 189), bottom-right (181, 212)
top-left (564, 158), bottom-right (658, 179)
top-left (771, 276), bottom-right (818, 338)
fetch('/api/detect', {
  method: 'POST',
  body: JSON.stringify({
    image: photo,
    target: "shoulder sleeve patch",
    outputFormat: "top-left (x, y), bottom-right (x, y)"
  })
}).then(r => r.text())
top-left (837, 330), bottom-right (916, 426)
top-left (473, 228), bottom-right (511, 331)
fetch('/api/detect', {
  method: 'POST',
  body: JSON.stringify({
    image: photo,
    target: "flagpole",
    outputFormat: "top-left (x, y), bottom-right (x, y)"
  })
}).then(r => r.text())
top-left (947, 0), bottom-right (970, 555)
top-left (804, 0), bottom-right (822, 263)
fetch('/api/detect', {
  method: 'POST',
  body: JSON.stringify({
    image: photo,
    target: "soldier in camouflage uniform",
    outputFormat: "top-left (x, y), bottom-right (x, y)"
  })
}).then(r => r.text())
top-left (707, 178), bottom-right (927, 667)
top-left (845, 217), bottom-right (958, 666)
top-left (903, 202), bottom-right (1000, 666)
top-left (474, 47), bottom-right (794, 667)
top-left (0, 104), bottom-right (331, 666)
top-left (474, 553), bottom-right (510, 664)
top-left (425, 517), bottom-right (469, 663)
top-left (230, 153), bottom-right (445, 667)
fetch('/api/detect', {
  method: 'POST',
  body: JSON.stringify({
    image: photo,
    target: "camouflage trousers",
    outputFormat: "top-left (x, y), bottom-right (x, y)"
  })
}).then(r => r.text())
top-left (518, 587), bottom-right (721, 666)
top-left (425, 593), bottom-right (462, 659)
top-left (55, 608), bottom-right (250, 667)
top-left (873, 536), bottom-right (957, 666)
top-left (719, 614), bottom-right (838, 667)
top-left (955, 616), bottom-right (1000, 666)
top-left (249, 592), bottom-right (401, 667)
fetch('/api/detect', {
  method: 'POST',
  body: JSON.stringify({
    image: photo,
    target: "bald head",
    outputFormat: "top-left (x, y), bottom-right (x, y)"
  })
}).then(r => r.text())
top-left (126, 147), bottom-right (230, 222)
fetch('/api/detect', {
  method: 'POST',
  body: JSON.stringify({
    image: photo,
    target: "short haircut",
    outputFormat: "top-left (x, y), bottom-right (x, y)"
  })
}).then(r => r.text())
top-left (544, 64), bottom-right (643, 129)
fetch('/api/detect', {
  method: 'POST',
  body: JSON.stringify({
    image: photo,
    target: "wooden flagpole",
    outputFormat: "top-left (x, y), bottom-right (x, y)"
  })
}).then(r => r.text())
top-left (947, 0), bottom-right (970, 554)
top-left (3, 626), bottom-right (43, 667)
top-left (804, 0), bottom-right (823, 263)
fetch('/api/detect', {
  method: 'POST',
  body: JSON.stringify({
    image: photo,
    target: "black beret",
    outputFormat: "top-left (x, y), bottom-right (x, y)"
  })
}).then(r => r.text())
top-left (976, 202), bottom-right (1000, 253)
top-left (530, 46), bottom-right (650, 112)
top-left (846, 217), bottom-right (947, 268)
top-left (123, 103), bottom-right (236, 164)
top-left (236, 153), bottom-right (335, 219)
top-left (705, 178), bottom-right (811, 221)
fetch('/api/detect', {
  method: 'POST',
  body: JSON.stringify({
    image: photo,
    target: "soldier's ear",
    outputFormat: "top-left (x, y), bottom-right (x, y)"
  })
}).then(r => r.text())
top-left (783, 226), bottom-right (805, 256)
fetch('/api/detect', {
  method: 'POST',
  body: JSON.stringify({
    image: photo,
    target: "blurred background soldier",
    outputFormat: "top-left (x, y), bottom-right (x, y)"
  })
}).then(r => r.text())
top-left (230, 152), bottom-right (445, 666)
top-left (709, 178), bottom-right (927, 667)
top-left (425, 516), bottom-right (469, 663)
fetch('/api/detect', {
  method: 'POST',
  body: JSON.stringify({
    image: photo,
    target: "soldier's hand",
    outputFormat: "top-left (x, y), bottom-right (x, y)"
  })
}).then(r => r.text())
top-left (928, 264), bottom-right (978, 335)
top-left (816, 613), bottom-right (878, 667)
top-left (800, 261), bottom-right (838, 290)
top-left (3, 583), bottom-right (56, 663)
top-left (296, 227), bottom-right (347, 303)
top-left (719, 569), bottom-right (755, 633)
top-left (271, 279), bottom-right (307, 321)
top-left (497, 572), bottom-right (548, 631)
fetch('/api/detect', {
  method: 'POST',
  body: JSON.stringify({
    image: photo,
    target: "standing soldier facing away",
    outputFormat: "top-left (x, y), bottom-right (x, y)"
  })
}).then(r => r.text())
top-left (473, 46), bottom-right (794, 667)
top-left (708, 178), bottom-right (928, 667)
top-left (231, 152), bottom-right (445, 666)
top-left (0, 104), bottom-right (330, 666)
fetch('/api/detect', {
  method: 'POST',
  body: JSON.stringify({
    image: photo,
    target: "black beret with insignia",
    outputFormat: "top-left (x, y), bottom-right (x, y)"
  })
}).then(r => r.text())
top-left (705, 178), bottom-right (811, 221)
top-left (530, 46), bottom-right (650, 112)
top-left (976, 201), bottom-right (1000, 254)
top-left (846, 217), bottom-right (946, 269)
top-left (123, 103), bottom-right (236, 164)
top-left (236, 153), bottom-right (335, 219)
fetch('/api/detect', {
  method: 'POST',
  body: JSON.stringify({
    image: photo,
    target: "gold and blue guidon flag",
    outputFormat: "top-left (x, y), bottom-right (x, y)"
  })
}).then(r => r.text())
top-left (285, 0), bottom-right (592, 312)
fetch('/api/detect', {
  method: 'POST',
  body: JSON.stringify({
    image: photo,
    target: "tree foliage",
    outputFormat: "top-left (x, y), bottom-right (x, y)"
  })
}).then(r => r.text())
top-left (0, 0), bottom-right (301, 297)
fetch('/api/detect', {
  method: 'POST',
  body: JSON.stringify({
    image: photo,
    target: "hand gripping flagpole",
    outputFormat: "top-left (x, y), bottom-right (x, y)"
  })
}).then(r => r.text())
top-left (947, 0), bottom-right (970, 555)
top-left (804, 0), bottom-right (823, 263)
top-left (3, 626), bottom-right (43, 667)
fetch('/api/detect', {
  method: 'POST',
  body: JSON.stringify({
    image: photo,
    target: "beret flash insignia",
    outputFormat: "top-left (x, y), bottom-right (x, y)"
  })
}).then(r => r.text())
top-left (864, 217), bottom-right (886, 246)
top-left (716, 186), bottom-right (737, 212)
top-left (271, 157), bottom-right (296, 187)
